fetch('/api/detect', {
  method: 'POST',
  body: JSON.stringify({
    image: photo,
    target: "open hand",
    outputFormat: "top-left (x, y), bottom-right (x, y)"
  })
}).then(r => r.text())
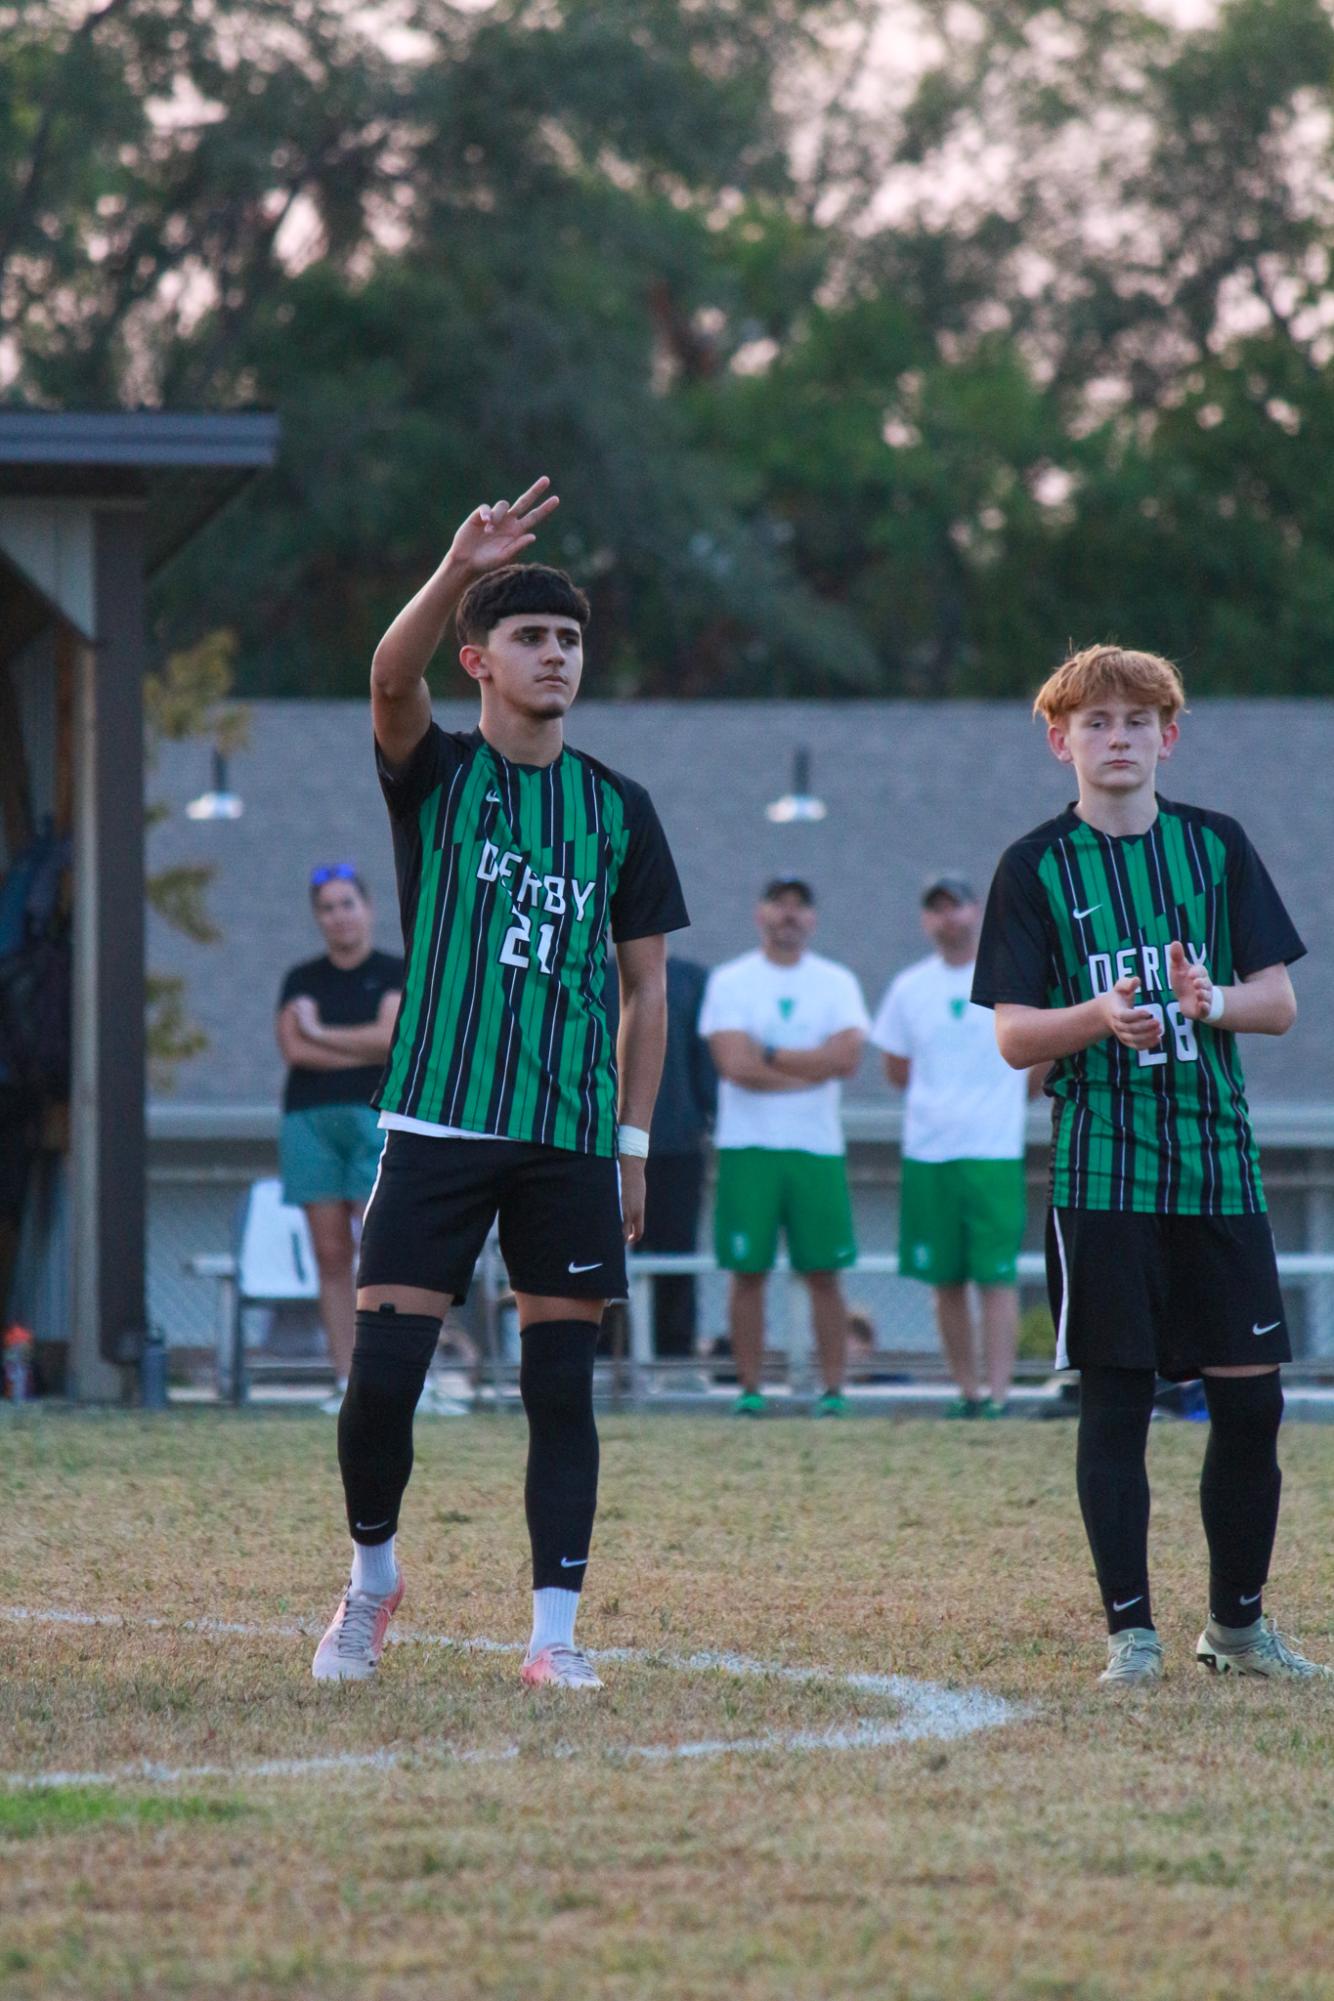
top-left (449, 476), bottom-right (560, 575)
top-left (1168, 940), bottom-right (1213, 1021)
top-left (1100, 972), bottom-right (1163, 1050)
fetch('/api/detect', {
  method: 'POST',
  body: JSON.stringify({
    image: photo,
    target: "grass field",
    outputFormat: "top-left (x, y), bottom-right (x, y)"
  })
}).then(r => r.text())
top-left (2, 1408), bottom-right (1333, 2001)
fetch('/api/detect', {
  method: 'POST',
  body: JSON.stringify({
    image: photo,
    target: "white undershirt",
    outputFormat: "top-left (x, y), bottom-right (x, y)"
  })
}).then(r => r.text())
top-left (377, 1111), bottom-right (512, 1141)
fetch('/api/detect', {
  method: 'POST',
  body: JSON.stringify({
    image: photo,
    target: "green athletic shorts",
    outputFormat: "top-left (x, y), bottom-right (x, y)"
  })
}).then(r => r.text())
top-left (279, 1103), bottom-right (384, 1207)
top-left (714, 1148), bottom-right (857, 1275)
top-left (898, 1156), bottom-right (1026, 1287)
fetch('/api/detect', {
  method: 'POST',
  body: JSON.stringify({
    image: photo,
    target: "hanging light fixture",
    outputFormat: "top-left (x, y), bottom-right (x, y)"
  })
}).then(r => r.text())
top-left (765, 745), bottom-right (826, 824)
top-left (185, 747), bottom-right (243, 822)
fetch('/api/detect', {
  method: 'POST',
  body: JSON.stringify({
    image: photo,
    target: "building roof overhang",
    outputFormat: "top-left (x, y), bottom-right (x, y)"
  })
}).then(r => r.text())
top-left (0, 409), bottom-right (279, 576)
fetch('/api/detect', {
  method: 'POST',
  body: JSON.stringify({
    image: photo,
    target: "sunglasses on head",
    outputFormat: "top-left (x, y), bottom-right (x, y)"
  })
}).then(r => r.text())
top-left (309, 862), bottom-right (359, 888)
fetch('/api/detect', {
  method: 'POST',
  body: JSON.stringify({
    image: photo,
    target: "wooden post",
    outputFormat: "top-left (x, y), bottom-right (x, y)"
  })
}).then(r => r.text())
top-left (68, 507), bottom-right (147, 1397)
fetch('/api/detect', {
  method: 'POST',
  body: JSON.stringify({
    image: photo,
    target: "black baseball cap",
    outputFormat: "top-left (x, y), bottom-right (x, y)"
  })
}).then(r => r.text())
top-left (920, 872), bottom-right (976, 908)
top-left (762, 876), bottom-right (815, 905)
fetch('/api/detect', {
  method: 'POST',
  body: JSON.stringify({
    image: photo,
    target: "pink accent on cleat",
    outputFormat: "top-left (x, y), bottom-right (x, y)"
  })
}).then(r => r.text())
top-left (311, 1572), bottom-right (405, 1681)
top-left (520, 1643), bottom-right (603, 1690)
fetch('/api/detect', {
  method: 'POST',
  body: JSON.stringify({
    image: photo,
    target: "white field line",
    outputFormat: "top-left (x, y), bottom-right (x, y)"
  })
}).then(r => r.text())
top-left (0, 1604), bottom-right (1026, 1788)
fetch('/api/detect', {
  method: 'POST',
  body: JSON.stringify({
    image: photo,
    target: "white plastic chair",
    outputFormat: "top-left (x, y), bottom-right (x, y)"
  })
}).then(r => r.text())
top-left (191, 1179), bottom-right (320, 1403)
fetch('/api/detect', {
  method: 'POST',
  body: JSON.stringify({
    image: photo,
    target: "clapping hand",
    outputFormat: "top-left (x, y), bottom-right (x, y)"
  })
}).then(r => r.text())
top-left (1100, 973), bottom-right (1163, 1050)
top-left (1168, 941), bottom-right (1213, 1021)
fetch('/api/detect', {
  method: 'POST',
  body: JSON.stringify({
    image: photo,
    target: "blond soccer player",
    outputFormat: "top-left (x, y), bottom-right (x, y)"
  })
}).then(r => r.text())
top-left (972, 646), bottom-right (1328, 1687)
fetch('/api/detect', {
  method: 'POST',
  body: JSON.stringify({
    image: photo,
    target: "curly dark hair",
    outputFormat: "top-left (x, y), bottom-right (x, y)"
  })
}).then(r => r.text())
top-left (456, 564), bottom-right (591, 646)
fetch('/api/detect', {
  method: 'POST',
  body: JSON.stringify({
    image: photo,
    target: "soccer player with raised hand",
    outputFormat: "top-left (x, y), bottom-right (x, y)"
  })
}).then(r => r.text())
top-left (972, 645), bottom-right (1329, 1688)
top-left (311, 478), bottom-right (689, 1691)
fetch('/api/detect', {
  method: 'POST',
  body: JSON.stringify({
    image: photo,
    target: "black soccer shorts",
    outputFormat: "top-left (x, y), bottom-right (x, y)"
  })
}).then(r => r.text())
top-left (357, 1131), bottom-right (628, 1303)
top-left (1045, 1207), bottom-right (1292, 1381)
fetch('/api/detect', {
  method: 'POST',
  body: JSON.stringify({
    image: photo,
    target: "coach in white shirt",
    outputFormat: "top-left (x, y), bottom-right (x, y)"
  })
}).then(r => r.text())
top-left (873, 873), bottom-right (1043, 1417)
top-left (700, 878), bottom-right (869, 1418)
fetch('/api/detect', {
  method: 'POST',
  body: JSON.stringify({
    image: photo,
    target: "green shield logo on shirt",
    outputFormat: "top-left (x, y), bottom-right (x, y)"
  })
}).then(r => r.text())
top-left (949, 998), bottom-right (967, 1020)
top-left (778, 997), bottom-right (796, 1019)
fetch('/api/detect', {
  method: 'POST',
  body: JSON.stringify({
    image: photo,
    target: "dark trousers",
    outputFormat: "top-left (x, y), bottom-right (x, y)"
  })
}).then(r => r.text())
top-left (640, 1150), bottom-right (706, 1358)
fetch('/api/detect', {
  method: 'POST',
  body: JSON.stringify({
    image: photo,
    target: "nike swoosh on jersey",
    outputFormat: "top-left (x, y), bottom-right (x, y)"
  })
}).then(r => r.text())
top-left (1072, 904), bottom-right (1101, 920)
top-left (1252, 1320), bottom-right (1282, 1335)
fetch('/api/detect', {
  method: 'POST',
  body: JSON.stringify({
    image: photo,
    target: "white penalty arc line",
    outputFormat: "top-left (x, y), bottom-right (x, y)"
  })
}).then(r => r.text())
top-left (0, 1604), bottom-right (1027, 1789)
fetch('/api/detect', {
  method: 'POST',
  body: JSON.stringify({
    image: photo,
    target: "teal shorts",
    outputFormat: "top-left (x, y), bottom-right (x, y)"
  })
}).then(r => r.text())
top-left (714, 1148), bottom-right (857, 1275)
top-left (279, 1103), bottom-right (384, 1207)
top-left (898, 1157), bottom-right (1026, 1287)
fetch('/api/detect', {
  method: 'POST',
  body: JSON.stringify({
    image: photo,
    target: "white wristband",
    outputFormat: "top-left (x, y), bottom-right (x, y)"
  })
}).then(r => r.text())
top-left (1206, 982), bottom-right (1226, 1024)
top-left (618, 1124), bottom-right (650, 1159)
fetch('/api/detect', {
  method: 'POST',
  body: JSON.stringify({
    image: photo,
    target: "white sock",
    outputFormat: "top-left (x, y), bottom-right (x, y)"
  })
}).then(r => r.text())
top-left (350, 1536), bottom-right (397, 1597)
top-left (529, 1587), bottom-right (579, 1654)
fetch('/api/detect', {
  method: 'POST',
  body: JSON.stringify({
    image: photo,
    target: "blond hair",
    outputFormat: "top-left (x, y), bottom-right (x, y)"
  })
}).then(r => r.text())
top-left (1033, 645), bottom-right (1186, 726)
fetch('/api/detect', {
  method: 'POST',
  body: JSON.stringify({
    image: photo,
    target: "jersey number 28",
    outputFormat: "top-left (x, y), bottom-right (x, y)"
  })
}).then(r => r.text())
top-left (1137, 1001), bottom-right (1198, 1067)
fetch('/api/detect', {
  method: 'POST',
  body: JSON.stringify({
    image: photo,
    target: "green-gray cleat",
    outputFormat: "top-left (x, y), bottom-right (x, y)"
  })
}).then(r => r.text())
top-left (943, 1396), bottom-right (983, 1420)
top-left (979, 1398), bottom-right (1007, 1420)
top-left (1099, 1627), bottom-right (1164, 1687)
top-left (811, 1390), bottom-right (849, 1418)
top-left (732, 1390), bottom-right (767, 1417)
top-left (1196, 1616), bottom-right (1333, 1679)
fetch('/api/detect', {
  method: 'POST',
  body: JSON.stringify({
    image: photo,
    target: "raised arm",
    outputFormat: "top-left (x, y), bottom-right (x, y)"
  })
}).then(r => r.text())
top-left (371, 477), bottom-right (561, 766)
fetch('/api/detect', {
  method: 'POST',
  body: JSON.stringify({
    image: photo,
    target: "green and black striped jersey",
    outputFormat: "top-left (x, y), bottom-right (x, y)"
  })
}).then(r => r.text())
top-left (972, 800), bottom-right (1304, 1215)
top-left (373, 724), bottom-right (688, 1156)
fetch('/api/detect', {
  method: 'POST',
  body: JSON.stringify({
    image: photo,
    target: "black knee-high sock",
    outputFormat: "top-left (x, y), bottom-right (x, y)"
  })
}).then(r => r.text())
top-left (1200, 1371), bottom-right (1283, 1627)
top-left (337, 1307), bottom-right (440, 1545)
top-left (1076, 1367), bottom-right (1157, 1633)
top-left (520, 1322), bottom-right (599, 1591)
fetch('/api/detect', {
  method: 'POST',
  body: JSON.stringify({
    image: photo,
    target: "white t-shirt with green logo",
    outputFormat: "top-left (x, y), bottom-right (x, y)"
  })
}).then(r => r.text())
top-left (872, 953), bottom-right (1026, 1163)
top-left (700, 949), bottom-right (869, 1156)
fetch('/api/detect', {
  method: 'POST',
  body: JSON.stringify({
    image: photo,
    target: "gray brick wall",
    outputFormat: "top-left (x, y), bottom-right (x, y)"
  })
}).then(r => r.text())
top-left (148, 697), bottom-right (1333, 1111)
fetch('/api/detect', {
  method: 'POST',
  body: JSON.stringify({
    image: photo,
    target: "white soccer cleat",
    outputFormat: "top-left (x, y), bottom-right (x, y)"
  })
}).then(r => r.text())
top-left (311, 1573), bottom-right (404, 1681)
top-left (416, 1375), bottom-right (471, 1416)
top-left (1196, 1616), bottom-right (1332, 1679)
top-left (520, 1643), bottom-right (603, 1690)
top-left (1099, 1627), bottom-right (1164, 1687)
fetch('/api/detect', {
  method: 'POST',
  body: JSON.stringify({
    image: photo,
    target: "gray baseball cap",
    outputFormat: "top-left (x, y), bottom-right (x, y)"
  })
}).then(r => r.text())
top-left (920, 872), bottom-right (976, 908)
top-left (762, 876), bottom-right (815, 905)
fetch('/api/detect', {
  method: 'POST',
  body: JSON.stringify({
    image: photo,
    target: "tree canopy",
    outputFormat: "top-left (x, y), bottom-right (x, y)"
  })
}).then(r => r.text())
top-left (5, 0), bottom-right (1334, 695)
